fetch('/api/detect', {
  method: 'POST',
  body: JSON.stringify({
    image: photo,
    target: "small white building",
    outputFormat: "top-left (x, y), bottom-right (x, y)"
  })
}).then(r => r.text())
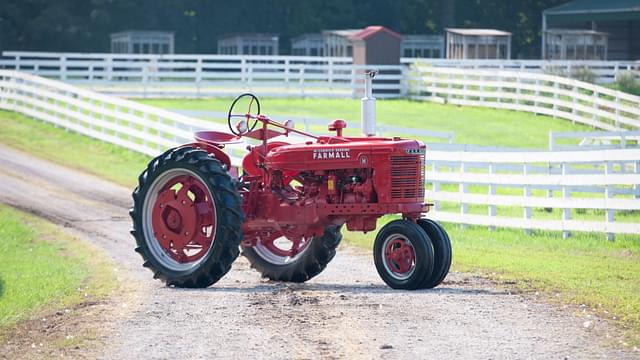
top-left (217, 34), bottom-right (279, 55)
top-left (445, 28), bottom-right (512, 59)
top-left (291, 34), bottom-right (324, 56)
top-left (322, 29), bottom-right (360, 57)
top-left (543, 29), bottom-right (608, 60)
top-left (110, 31), bottom-right (174, 54)
top-left (401, 35), bottom-right (444, 58)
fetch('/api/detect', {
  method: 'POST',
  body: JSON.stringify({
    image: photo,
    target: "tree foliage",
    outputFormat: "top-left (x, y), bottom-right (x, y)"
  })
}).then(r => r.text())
top-left (0, 0), bottom-right (567, 58)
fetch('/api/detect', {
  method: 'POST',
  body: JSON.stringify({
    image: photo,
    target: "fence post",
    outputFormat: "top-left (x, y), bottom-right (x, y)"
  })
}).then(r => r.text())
top-left (571, 83), bottom-right (577, 124)
top-left (459, 162), bottom-right (468, 223)
top-left (553, 81), bottom-right (559, 118)
top-left (240, 58), bottom-right (247, 83)
top-left (196, 58), bottom-right (203, 98)
top-left (561, 162), bottom-right (571, 239)
top-left (604, 161), bottom-right (615, 241)
top-left (614, 93), bottom-right (620, 129)
top-left (60, 55), bottom-right (67, 81)
top-left (432, 160), bottom-right (440, 211)
top-left (592, 89), bottom-right (599, 129)
top-left (488, 163), bottom-right (496, 231)
top-left (284, 59), bottom-right (290, 85)
top-left (523, 163), bottom-right (532, 235)
top-left (106, 56), bottom-right (113, 81)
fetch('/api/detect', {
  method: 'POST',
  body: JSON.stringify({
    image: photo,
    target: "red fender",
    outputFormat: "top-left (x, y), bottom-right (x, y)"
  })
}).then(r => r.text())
top-left (183, 142), bottom-right (232, 170)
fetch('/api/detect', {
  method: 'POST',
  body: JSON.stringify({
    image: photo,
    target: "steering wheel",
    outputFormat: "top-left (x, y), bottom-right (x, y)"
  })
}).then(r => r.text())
top-left (227, 93), bottom-right (261, 136)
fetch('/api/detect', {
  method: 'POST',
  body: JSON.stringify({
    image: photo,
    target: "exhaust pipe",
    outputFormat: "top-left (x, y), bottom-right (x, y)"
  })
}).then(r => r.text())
top-left (361, 70), bottom-right (378, 136)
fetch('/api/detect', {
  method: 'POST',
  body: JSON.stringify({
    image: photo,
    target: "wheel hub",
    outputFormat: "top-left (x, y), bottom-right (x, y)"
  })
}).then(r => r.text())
top-left (384, 237), bottom-right (416, 278)
top-left (150, 174), bottom-right (215, 264)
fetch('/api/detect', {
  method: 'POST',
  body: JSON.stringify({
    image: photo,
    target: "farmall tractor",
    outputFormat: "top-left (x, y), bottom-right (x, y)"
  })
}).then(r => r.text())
top-left (130, 73), bottom-right (451, 290)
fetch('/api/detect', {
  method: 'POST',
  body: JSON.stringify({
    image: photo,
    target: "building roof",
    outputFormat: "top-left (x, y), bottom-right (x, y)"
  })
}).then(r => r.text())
top-left (217, 33), bottom-right (279, 41)
top-left (291, 33), bottom-right (323, 43)
top-left (322, 29), bottom-right (361, 37)
top-left (544, 0), bottom-right (640, 23)
top-left (349, 26), bottom-right (402, 41)
top-left (445, 28), bottom-right (512, 36)
top-left (110, 30), bottom-right (174, 39)
top-left (545, 29), bottom-right (609, 35)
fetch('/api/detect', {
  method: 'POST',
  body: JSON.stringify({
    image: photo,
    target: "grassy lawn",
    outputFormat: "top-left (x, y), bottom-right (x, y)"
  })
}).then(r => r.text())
top-left (1, 106), bottom-right (638, 345)
top-left (0, 110), bottom-right (150, 187)
top-left (139, 98), bottom-right (591, 149)
top-left (0, 204), bottom-right (117, 335)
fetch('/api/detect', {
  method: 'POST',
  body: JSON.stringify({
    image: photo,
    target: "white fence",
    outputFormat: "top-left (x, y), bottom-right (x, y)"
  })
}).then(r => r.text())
top-left (0, 69), bottom-right (638, 238)
top-left (410, 65), bottom-right (640, 131)
top-left (0, 51), bottom-right (403, 98)
top-left (0, 70), bottom-right (233, 159)
top-left (426, 149), bottom-right (640, 239)
top-left (402, 58), bottom-right (640, 84)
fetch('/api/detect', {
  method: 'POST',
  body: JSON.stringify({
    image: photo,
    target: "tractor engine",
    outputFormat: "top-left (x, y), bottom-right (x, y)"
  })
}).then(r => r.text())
top-left (241, 139), bottom-right (426, 244)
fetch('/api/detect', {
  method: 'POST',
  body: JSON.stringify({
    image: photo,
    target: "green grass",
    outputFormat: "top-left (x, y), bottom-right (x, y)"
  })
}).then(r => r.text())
top-left (139, 98), bottom-right (592, 149)
top-left (0, 110), bottom-right (150, 187)
top-left (347, 215), bottom-right (640, 345)
top-left (0, 204), bottom-right (117, 332)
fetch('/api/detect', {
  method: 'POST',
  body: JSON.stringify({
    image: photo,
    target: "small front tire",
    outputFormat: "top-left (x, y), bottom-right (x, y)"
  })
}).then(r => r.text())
top-left (373, 220), bottom-right (434, 290)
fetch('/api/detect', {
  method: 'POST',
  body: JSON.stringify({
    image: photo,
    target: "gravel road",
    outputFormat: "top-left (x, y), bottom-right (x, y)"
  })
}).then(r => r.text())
top-left (0, 144), bottom-right (634, 359)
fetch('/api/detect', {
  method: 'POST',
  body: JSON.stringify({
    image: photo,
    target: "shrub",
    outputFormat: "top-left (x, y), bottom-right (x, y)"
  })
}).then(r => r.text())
top-left (615, 71), bottom-right (640, 96)
top-left (571, 67), bottom-right (597, 84)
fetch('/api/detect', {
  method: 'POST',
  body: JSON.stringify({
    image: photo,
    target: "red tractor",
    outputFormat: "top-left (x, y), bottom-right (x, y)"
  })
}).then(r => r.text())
top-left (130, 93), bottom-right (451, 290)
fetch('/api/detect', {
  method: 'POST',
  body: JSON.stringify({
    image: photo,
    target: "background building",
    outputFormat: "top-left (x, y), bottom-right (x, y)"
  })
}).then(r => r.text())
top-left (401, 35), bottom-right (445, 58)
top-left (543, 29), bottom-right (608, 60)
top-left (542, 0), bottom-right (640, 60)
top-left (110, 31), bottom-right (174, 54)
top-left (445, 28), bottom-right (512, 59)
top-left (322, 30), bottom-right (360, 57)
top-left (291, 34), bottom-right (324, 56)
top-left (217, 34), bottom-right (279, 55)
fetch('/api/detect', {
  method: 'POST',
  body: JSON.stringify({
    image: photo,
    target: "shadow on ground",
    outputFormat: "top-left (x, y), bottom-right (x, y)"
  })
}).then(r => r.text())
top-left (167, 282), bottom-right (509, 296)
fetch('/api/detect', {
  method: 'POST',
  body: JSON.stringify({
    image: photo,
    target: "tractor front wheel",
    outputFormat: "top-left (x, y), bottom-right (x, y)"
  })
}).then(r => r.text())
top-left (416, 219), bottom-right (452, 289)
top-left (242, 226), bottom-right (342, 282)
top-left (130, 146), bottom-right (243, 288)
top-left (373, 220), bottom-right (434, 290)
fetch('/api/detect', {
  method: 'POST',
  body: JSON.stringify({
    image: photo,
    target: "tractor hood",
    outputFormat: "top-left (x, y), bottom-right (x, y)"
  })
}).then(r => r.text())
top-left (265, 137), bottom-right (425, 172)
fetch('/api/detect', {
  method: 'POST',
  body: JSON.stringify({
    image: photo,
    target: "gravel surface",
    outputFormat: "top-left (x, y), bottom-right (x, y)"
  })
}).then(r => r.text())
top-left (0, 144), bottom-right (635, 359)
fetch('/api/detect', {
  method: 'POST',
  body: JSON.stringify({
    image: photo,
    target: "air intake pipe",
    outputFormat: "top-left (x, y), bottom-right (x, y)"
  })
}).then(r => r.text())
top-left (361, 70), bottom-right (378, 136)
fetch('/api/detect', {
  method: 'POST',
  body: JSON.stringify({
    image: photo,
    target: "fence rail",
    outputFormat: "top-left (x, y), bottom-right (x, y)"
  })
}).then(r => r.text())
top-left (410, 65), bottom-right (640, 131)
top-left (0, 69), bottom-right (638, 238)
top-left (401, 58), bottom-right (640, 84)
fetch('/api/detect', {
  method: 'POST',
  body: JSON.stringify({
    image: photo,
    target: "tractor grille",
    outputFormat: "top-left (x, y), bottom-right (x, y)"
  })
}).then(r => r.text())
top-left (390, 154), bottom-right (425, 200)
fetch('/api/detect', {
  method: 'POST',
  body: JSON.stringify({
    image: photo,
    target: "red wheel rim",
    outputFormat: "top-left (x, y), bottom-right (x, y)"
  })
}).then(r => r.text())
top-left (383, 235), bottom-right (416, 280)
top-left (253, 232), bottom-right (313, 265)
top-left (150, 173), bottom-right (216, 264)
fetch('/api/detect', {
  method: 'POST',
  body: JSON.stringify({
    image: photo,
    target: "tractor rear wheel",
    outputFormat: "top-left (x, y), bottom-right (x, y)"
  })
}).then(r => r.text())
top-left (130, 146), bottom-right (243, 288)
top-left (373, 220), bottom-right (434, 290)
top-left (242, 226), bottom-right (342, 282)
top-left (416, 219), bottom-right (452, 289)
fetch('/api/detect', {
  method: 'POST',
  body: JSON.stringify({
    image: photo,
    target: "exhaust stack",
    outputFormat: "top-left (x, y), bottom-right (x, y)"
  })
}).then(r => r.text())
top-left (361, 70), bottom-right (378, 136)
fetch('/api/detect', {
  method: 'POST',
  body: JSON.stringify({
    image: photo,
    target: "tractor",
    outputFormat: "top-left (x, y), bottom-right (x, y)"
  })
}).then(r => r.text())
top-left (130, 75), bottom-right (451, 290)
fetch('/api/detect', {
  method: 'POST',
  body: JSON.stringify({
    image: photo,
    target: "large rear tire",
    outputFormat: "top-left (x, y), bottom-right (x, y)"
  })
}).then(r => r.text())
top-left (374, 220), bottom-right (434, 290)
top-left (416, 219), bottom-right (452, 289)
top-left (242, 226), bottom-right (342, 282)
top-left (130, 146), bottom-right (243, 288)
